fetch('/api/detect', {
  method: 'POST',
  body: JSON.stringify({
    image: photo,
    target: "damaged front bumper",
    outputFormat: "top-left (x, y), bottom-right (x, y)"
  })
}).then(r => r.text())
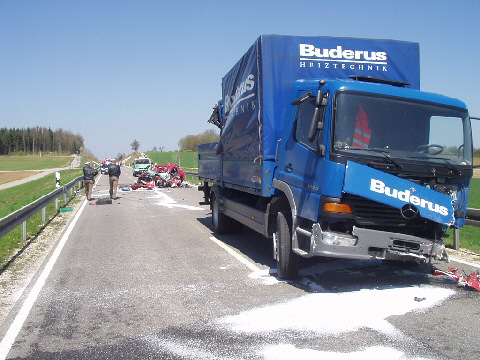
top-left (294, 225), bottom-right (446, 262)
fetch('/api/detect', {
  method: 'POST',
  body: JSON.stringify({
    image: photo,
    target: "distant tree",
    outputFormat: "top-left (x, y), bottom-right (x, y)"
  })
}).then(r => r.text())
top-left (159, 146), bottom-right (164, 152)
top-left (131, 139), bottom-right (140, 152)
top-left (151, 146), bottom-right (158, 152)
top-left (178, 129), bottom-right (219, 151)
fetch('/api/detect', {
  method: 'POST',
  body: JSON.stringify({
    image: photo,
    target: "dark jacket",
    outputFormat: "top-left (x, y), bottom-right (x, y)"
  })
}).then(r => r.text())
top-left (83, 166), bottom-right (98, 181)
top-left (108, 164), bottom-right (121, 178)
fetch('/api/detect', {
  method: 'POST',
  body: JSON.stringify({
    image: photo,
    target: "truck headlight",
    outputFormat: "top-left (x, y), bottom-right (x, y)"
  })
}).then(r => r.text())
top-left (322, 231), bottom-right (358, 246)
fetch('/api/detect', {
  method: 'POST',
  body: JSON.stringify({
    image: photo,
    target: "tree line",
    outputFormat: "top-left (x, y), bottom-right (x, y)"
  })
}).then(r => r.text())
top-left (177, 129), bottom-right (219, 152)
top-left (0, 127), bottom-right (84, 155)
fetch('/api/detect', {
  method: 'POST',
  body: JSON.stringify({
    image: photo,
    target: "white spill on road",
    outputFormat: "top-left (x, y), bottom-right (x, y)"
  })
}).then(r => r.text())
top-left (147, 188), bottom-right (203, 210)
top-left (260, 344), bottom-right (431, 360)
top-left (218, 285), bottom-right (454, 359)
top-left (218, 286), bottom-right (454, 336)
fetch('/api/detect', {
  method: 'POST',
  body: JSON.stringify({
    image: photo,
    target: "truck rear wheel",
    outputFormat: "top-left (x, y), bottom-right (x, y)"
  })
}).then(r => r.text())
top-left (276, 212), bottom-right (299, 280)
top-left (212, 194), bottom-right (229, 235)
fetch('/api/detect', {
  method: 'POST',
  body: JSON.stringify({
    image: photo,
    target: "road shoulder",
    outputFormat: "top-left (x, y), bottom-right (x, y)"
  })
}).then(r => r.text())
top-left (0, 196), bottom-right (84, 329)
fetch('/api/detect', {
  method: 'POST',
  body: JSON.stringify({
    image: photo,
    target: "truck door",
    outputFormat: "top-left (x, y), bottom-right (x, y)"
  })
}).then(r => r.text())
top-left (280, 93), bottom-right (327, 221)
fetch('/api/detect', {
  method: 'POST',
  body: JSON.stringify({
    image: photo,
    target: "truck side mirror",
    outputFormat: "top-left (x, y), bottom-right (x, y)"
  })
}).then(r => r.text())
top-left (307, 91), bottom-right (326, 142)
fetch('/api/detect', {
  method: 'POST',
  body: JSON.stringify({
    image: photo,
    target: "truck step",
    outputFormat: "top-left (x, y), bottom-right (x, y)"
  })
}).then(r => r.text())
top-left (294, 227), bottom-right (312, 256)
top-left (295, 227), bottom-right (312, 237)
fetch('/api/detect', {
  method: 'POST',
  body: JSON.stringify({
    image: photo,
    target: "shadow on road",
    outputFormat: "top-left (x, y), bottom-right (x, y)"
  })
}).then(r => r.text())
top-left (196, 214), bottom-right (434, 294)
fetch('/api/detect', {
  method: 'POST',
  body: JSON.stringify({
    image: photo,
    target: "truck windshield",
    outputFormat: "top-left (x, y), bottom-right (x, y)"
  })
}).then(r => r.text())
top-left (135, 159), bottom-right (150, 165)
top-left (333, 92), bottom-right (473, 166)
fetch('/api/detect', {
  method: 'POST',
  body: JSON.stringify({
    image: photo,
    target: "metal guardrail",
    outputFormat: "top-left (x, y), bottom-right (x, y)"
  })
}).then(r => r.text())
top-left (454, 208), bottom-right (480, 250)
top-left (465, 207), bottom-right (480, 227)
top-left (0, 176), bottom-right (84, 240)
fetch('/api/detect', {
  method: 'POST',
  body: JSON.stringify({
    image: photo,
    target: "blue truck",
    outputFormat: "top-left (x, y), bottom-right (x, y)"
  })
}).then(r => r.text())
top-left (198, 35), bottom-right (475, 279)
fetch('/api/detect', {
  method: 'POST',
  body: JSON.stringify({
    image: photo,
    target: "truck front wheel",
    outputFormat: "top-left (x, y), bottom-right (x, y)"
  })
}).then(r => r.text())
top-left (275, 212), bottom-right (299, 280)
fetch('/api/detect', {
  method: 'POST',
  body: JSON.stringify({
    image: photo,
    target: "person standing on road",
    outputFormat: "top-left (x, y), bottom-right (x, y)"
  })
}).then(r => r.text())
top-left (83, 161), bottom-right (98, 201)
top-left (108, 161), bottom-right (121, 200)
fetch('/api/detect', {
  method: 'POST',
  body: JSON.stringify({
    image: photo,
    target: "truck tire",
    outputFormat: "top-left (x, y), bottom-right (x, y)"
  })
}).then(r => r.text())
top-left (276, 211), bottom-right (299, 280)
top-left (212, 194), bottom-right (230, 235)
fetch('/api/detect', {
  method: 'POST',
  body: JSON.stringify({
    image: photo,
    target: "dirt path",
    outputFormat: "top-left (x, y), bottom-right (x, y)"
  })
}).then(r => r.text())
top-left (0, 155), bottom-right (82, 191)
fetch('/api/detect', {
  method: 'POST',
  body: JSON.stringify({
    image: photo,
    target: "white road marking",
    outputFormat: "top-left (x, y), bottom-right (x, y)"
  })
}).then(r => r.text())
top-left (209, 236), bottom-right (264, 274)
top-left (0, 200), bottom-right (88, 360)
top-left (448, 256), bottom-right (480, 269)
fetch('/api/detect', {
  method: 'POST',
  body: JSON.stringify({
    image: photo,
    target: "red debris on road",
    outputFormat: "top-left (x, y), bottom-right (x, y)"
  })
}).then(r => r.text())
top-left (432, 266), bottom-right (480, 292)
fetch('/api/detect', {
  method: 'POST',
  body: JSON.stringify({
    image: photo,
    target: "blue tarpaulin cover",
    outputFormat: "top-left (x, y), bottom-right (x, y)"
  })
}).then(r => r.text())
top-left (218, 35), bottom-right (420, 161)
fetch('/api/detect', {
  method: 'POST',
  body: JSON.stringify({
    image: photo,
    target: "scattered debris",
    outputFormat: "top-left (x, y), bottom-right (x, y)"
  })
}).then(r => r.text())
top-left (95, 198), bottom-right (112, 205)
top-left (131, 164), bottom-right (185, 190)
top-left (432, 266), bottom-right (480, 292)
top-left (414, 297), bottom-right (426, 302)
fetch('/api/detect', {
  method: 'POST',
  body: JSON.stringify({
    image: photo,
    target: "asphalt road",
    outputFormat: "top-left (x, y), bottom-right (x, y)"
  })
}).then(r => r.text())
top-left (0, 169), bottom-right (479, 360)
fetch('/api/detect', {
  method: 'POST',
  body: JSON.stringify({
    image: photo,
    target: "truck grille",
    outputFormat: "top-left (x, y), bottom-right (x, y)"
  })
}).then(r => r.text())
top-left (344, 195), bottom-right (407, 227)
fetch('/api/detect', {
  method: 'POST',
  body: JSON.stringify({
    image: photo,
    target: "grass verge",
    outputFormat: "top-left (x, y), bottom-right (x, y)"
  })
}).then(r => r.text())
top-left (0, 169), bottom-right (83, 268)
top-left (448, 178), bottom-right (479, 252)
top-left (445, 226), bottom-right (480, 253)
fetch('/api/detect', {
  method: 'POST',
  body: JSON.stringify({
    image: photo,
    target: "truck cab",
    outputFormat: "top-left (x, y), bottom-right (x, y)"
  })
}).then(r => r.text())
top-left (274, 78), bottom-right (472, 271)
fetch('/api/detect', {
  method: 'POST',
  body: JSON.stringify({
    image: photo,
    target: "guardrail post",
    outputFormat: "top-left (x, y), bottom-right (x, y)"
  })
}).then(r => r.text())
top-left (42, 207), bottom-right (46, 223)
top-left (55, 197), bottom-right (59, 211)
top-left (454, 228), bottom-right (460, 250)
top-left (22, 221), bottom-right (27, 241)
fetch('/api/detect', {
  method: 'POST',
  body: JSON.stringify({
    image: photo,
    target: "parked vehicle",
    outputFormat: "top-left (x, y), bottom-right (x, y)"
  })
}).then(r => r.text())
top-left (198, 35), bottom-right (475, 279)
top-left (133, 157), bottom-right (152, 177)
top-left (100, 163), bottom-right (109, 174)
top-left (100, 158), bottom-right (115, 174)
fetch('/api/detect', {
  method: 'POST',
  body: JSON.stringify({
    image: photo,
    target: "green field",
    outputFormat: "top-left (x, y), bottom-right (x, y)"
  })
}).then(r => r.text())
top-left (0, 155), bottom-right (72, 171)
top-left (143, 151), bottom-right (199, 183)
top-left (145, 151), bottom-right (198, 170)
top-left (468, 178), bottom-right (479, 208)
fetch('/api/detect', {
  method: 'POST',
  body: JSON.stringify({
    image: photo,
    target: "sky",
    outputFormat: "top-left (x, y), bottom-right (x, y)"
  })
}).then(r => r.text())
top-left (1, 0), bottom-right (479, 160)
